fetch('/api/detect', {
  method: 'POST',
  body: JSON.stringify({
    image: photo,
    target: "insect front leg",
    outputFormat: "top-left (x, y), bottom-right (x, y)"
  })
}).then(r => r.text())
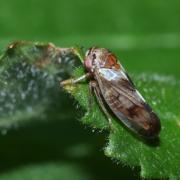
top-left (90, 81), bottom-right (113, 130)
top-left (60, 73), bottom-right (91, 86)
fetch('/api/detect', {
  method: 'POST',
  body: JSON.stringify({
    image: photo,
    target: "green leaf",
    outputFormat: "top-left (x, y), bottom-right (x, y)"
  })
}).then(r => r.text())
top-left (1, 41), bottom-right (179, 179)
top-left (64, 57), bottom-right (180, 179)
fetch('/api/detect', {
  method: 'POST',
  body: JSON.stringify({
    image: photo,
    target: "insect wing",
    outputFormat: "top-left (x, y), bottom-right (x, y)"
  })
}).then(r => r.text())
top-left (94, 68), bottom-right (161, 138)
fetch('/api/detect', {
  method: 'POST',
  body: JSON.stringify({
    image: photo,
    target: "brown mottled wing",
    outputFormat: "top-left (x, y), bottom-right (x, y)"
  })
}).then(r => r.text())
top-left (94, 68), bottom-right (160, 138)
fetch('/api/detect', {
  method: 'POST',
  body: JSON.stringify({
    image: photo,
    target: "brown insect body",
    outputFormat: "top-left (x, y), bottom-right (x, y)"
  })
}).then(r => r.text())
top-left (84, 47), bottom-right (161, 138)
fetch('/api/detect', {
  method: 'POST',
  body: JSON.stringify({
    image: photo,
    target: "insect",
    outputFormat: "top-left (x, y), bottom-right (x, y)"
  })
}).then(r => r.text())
top-left (61, 47), bottom-right (161, 139)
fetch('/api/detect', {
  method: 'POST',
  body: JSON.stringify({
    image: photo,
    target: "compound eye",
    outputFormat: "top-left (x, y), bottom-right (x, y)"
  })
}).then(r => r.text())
top-left (92, 53), bottom-right (96, 60)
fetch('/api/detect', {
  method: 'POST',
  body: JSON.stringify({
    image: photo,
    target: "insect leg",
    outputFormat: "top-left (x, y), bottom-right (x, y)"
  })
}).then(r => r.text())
top-left (90, 81), bottom-right (113, 129)
top-left (60, 73), bottom-right (91, 86)
top-left (87, 81), bottom-right (94, 111)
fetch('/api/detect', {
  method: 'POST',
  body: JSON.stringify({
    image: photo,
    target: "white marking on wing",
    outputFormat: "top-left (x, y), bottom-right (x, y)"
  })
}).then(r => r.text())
top-left (118, 95), bottom-right (133, 108)
top-left (99, 68), bottom-right (128, 81)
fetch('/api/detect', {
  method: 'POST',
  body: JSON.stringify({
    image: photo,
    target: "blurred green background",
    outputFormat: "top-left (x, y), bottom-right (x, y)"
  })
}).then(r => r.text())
top-left (0, 0), bottom-right (180, 179)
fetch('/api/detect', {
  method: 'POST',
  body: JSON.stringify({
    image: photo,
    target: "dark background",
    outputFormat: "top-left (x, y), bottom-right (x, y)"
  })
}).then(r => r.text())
top-left (0, 0), bottom-right (179, 179)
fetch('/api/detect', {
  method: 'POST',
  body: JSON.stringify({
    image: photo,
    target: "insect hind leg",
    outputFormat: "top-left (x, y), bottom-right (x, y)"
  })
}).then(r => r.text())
top-left (88, 80), bottom-right (95, 112)
top-left (90, 81), bottom-right (113, 130)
